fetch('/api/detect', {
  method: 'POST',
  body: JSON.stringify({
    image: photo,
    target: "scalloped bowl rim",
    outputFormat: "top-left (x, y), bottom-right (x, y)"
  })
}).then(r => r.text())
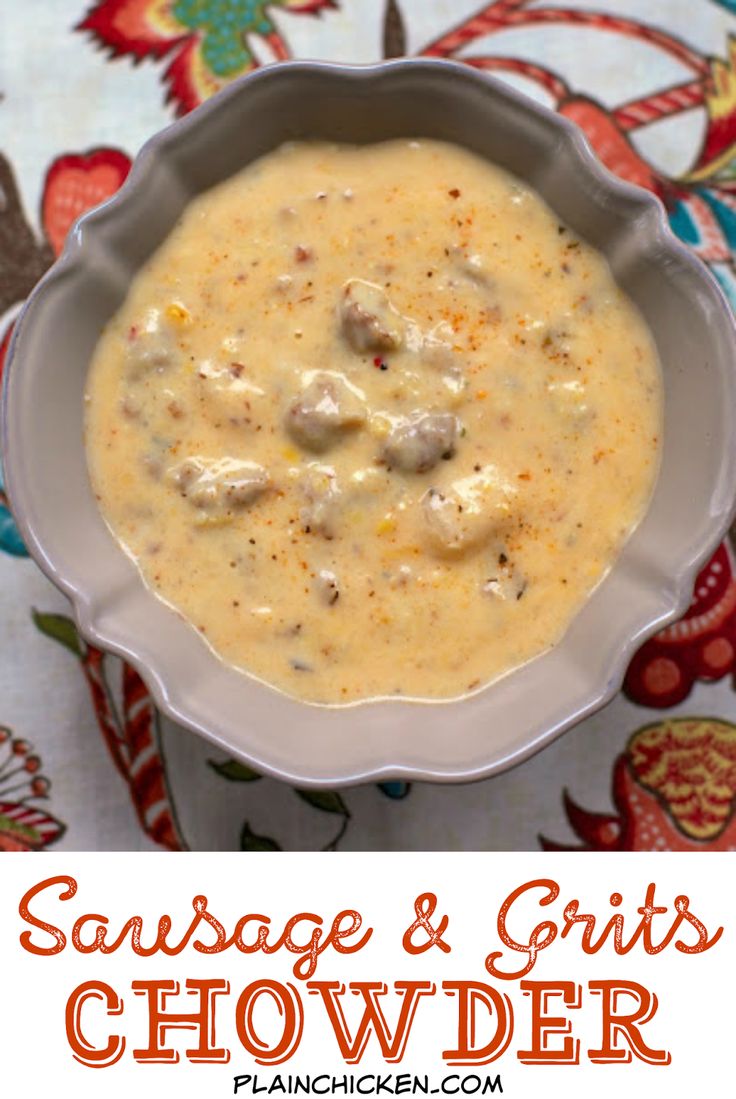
top-left (4, 59), bottom-right (736, 787)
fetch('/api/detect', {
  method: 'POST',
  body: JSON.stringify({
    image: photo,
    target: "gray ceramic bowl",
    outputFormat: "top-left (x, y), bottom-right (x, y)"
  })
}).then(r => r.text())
top-left (4, 60), bottom-right (736, 788)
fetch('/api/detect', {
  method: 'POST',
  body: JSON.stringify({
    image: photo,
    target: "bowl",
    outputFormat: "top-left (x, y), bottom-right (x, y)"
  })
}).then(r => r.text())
top-left (4, 59), bottom-right (736, 788)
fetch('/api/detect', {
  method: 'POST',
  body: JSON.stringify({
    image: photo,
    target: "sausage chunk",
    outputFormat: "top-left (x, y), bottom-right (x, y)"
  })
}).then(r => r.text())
top-left (315, 569), bottom-right (340, 605)
top-left (482, 557), bottom-right (527, 602)
top-left (420, 321), bottom-right (457, 373)
top-left (546, 377), bottom-right (590, 424)
top-left (197, 360), bottom-right (266, 428)
top-left (339, 279), bottom-right (404, 354)
top-left (421, 467), bottom-right (516, 556)
top-left (451, 246), bottom-right (493, 289)
top-left (286, 373), bottom-right (365, 452)
top-left (168, 456), bottom-right (269, 522)
top-left (297, 464), bottom-right (341, 539)
top-left (382, 412), bottom-right (458, 473)
top-left (125, 309), bottom-right (174, 380)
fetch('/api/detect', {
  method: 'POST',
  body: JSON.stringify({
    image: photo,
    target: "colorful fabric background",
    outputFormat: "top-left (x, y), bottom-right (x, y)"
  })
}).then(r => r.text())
top-left (2, 0), bottom-right (736, 852)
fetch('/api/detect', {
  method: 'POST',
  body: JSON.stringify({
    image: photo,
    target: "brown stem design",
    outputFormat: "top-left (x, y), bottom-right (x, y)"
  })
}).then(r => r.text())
top-left (0, 153), bottom-right (53, 314)
top-left (383, 0), bottom-right (406, 59)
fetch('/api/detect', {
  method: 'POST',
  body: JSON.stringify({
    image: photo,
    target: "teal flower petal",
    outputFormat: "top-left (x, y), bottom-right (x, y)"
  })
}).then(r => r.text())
top-left (668, 199), bottom-right (699, 247)
top-left (0, 465), bottom-right (26, 557)
top-left (378, 781), bottom-right (411, 799)
top-left (701, 190), bottom-right (736, 251)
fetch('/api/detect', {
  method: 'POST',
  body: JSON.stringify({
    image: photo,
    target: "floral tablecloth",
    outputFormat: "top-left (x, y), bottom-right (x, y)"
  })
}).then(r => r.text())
top-left (1, 0), bottom-right (736, 852)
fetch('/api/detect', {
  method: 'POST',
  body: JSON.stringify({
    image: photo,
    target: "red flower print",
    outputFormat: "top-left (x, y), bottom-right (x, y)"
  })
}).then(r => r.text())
top-left (42, 149), bottom-right (131, 256)
top-left (0, 727), bottom-right (65, 851)
top-left (32, 612), bottom-right (185, 850)
top-left (77, 0), bottom-right (338, 116)
top-left (625, 541), bottom-right (736, 708)
top-left (0, 147), bottom-right (132, 388)
top-left (542, 717), bottom-right (736, 851)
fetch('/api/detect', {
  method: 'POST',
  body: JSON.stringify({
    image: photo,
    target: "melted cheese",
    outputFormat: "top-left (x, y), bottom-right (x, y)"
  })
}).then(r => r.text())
top-left (84, 140), bottom-right (662, 704)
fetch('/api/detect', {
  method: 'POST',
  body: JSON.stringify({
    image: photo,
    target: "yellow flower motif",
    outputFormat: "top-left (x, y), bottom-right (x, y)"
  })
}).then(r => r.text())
top-left (684, 36), bottom-right (736, 183)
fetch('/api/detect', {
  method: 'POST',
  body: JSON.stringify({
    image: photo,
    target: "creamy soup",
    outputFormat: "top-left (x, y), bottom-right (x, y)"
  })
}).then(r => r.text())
top-left (85, 139), bottom-right (662, 704)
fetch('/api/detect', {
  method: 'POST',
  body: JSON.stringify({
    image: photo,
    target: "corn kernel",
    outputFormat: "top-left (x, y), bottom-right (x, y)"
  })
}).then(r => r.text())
top-left (194, 512), bottom-right (233, 529)
top-left (369, 414), bottom-right (392, 439)
top-left (166, 302), bottom-right (191, 325)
